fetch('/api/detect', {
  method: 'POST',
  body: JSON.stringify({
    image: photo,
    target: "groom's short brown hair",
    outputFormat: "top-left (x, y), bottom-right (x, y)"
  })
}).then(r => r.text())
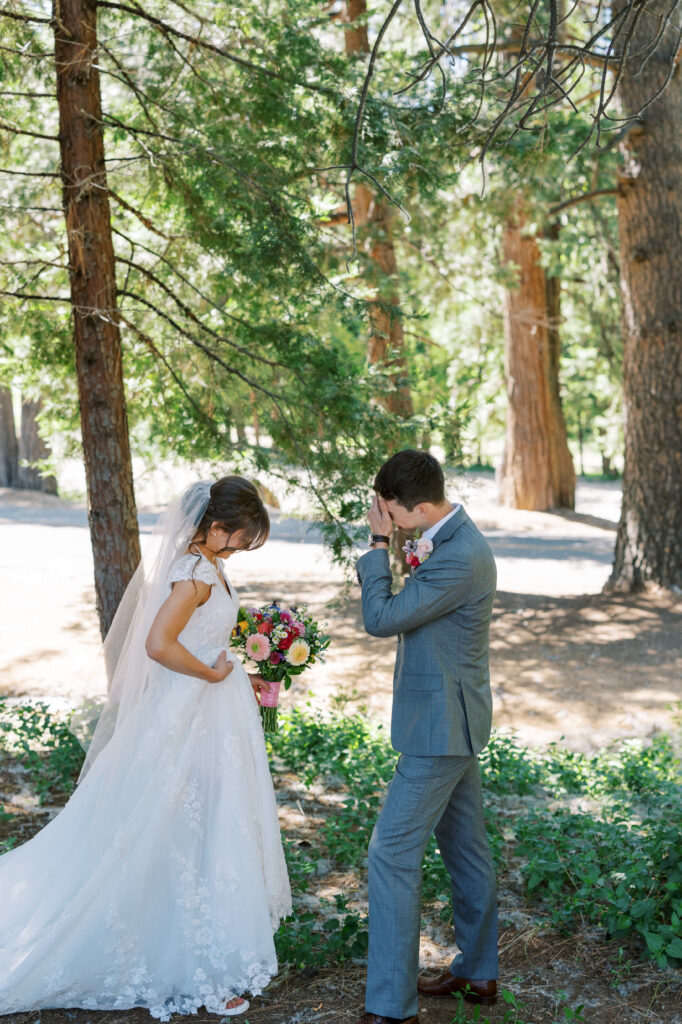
top-left (374, 450), bottom-right (446, 511)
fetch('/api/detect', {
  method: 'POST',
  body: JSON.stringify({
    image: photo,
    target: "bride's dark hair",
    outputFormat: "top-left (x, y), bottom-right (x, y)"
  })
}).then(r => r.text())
top-left (191, 476), bottom-right (270, 550)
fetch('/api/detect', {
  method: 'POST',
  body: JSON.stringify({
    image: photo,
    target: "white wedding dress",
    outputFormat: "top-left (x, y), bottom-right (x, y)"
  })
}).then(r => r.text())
top-left (0, 553), bottom-right (291, 1020)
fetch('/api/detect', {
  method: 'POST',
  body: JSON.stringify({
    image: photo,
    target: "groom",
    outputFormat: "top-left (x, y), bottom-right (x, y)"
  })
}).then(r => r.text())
top-left (354, 450), bottom-right (498, 1024)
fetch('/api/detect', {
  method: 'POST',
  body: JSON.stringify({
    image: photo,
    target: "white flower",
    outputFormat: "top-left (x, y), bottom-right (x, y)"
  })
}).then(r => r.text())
top-left (285, 639), bottom-right (310, 666)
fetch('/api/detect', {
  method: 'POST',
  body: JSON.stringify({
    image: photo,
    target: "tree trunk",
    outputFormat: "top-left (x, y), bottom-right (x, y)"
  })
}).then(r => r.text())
top-left (0, 387), bottom-right (19, 488)
top-left (18, 397), bottom-right (58, 494)
top-left (609, 0), bottom-right (682, 590)
top-left (498, 211), bottom-right (575, 510)
top-left (343, 1), bottom-right (414, 421)
top-left (342, 0), bottom-right (414, 570)
top-left (54, 0), bottom-right (141, 636)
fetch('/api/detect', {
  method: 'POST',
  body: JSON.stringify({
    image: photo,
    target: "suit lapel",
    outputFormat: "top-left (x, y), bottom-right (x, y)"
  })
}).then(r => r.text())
top-left (430, 505), bottom-right (468, 550)
top-left (409, 506), bottom-right (469, 576)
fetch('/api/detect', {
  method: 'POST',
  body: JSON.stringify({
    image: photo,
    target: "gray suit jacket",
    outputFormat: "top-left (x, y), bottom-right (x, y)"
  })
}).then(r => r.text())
top-left (356, 506), bottom-right (496, 756)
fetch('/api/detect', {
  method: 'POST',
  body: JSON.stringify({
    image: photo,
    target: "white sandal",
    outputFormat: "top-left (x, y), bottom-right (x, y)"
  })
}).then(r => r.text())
top-left (223, 997), bottom-right (250, 1017)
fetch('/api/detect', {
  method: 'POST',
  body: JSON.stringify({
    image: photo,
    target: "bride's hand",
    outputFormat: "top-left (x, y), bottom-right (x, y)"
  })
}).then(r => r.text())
top-left (248, 673), bottom-right (272, 703)
top-left (207, 651), bottom-right (234, 683)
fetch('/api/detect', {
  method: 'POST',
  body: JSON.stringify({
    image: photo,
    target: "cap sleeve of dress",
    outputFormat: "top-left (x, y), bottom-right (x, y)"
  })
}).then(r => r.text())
top-left (168, 554), bottom-right (216, 588)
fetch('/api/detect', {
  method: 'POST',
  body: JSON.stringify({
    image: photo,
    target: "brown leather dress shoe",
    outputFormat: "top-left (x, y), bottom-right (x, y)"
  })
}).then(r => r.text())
top-left (417, 971), bottom-right (497, 1005)
top-left (354, 1014), bottom-right (420, 1024)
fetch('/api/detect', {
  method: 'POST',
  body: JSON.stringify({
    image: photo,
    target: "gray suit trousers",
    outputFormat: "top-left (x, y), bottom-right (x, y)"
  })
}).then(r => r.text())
top-left (366, 754), bottom-right (498, 1019)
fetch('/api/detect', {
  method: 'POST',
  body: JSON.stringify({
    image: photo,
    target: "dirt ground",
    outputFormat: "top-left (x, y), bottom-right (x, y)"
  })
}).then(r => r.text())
top-left (1, 477), bottom-right (681, 1024)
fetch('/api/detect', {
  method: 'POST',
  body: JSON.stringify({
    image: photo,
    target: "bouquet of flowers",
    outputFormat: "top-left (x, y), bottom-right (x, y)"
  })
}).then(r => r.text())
top-left (231, 602), bottom-right (330, 732)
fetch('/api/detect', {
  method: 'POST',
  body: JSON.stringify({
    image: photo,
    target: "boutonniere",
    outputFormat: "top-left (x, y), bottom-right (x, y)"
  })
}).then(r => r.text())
top-left (403, 536), bottom-right (433, 570)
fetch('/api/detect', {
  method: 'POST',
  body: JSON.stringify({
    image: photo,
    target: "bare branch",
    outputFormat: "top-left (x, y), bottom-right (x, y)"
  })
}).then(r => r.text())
top-left (355, 0), bottom-right (681, 165)
top-left (0, 90), bottom-right (56, 98)
top-left (0, 167), bottom-right (60, 177)
top-left (0, 119), bottom-right (59, 141)
top-left (0, 257), bottom-right (67, 270)
top-left (549, 187), bottom-right (619, 215)
top-left (0, 290), bottom-right (69, 302)
top-left (0, 45), bottom-right (53, 59)
top-left (0, 203), bottom-right (61, 212)
top-left (0, 9), bottom-right (51, 24)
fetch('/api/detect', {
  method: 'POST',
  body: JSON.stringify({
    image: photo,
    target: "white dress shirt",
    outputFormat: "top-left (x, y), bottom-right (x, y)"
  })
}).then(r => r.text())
top-left (422, 503), bottom-right (460, 542)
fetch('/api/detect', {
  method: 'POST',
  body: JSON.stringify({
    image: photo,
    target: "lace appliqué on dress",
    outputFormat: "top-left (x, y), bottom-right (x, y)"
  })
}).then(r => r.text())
top-left (167, 553), bottom-right (217, 589)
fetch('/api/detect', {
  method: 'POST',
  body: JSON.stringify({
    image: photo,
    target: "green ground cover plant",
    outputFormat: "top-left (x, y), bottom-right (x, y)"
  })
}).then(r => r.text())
top-left (0, 700), bottom-right (680, 972)
top-left (0, 699), bottom-right (85, 805)
top-left (268, 709), bottom-right (682, 969)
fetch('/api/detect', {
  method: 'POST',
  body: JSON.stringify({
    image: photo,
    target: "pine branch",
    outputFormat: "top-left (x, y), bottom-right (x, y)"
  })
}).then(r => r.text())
top-left (359, 0), bottom-right (681, 165)
top-left (118, 288), bottom-right (304, 413)
top-left (111, 227), bottom-right (289, 342)
top-left (119, 314), bottom-right (220, 432)
top-left (96, 0), bottom-right (337, 97)
top-left (107, 189), bottom-right (177, 241)
top-left (114, 256), bottom-right (289, 370)
top-left (97, 38), bottom-right (161, 131)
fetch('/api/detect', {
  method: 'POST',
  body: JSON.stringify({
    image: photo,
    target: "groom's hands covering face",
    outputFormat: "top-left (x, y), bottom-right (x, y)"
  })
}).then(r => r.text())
top-left (368, 494), bottom-right (393, 536)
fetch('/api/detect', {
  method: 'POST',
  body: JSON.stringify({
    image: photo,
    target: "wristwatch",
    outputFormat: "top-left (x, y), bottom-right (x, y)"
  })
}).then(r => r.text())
top-left (369, 534), bottom-right (390, 548)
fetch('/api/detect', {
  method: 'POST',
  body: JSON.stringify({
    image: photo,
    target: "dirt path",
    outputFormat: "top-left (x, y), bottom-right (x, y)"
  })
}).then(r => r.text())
top-left (1, 475), bottom-right (680, 749)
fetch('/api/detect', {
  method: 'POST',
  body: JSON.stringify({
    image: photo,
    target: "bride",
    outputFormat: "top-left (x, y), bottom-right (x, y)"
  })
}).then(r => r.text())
top-left (0, 476), bottom-right (292, 1020)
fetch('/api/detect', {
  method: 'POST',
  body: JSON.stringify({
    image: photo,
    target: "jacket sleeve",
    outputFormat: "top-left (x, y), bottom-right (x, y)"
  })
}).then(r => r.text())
top-left (356, 547), bottom-right (473, 638)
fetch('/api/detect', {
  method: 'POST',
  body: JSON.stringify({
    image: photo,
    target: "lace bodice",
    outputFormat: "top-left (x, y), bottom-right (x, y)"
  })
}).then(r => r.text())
top-left (167, 553), bottom-right (239, 662)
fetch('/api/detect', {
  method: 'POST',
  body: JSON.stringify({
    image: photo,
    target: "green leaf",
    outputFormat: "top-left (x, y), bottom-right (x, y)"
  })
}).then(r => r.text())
top-left (665, 937), bottom-right (682, 960)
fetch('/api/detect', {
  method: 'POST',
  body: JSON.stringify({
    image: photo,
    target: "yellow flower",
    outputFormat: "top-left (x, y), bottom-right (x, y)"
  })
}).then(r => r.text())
top-left (238, 620), bottom-right (249, 632)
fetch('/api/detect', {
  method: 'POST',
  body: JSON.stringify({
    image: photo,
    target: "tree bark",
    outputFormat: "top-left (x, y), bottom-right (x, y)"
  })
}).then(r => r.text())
top-left (0, 387), bottom-right (19, 487)
top-left (343, 1), bottom-right (413, 420)
top-left (18, 397), bottom-right (58, 494)
top-left (53, 0), bottom-right (141, 636)
top-left (498, 211), bottom-right (575, 509)
top-left (609, 0), bottom-right (682, 590)
top-left (342, 0), bottom-right (413, 569)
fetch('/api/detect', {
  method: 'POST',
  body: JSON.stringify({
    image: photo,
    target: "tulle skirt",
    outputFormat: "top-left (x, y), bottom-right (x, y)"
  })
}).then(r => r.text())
top-left (0, 658), bottom-right (291, 1019)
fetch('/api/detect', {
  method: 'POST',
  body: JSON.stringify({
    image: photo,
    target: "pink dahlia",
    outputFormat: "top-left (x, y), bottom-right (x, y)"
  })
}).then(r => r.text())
top-left (245, 633), bottom-right (271, 661)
